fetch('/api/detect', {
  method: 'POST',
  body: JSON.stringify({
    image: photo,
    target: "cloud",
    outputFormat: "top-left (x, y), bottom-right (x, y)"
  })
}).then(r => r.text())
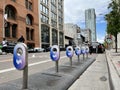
top-left (97, 34), bottom-right (106, 43)
top-left (64, 0), bottom-right (111, 26)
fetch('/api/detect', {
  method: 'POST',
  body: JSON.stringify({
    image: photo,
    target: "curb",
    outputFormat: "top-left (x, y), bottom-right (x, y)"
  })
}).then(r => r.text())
top-left (105, 50), bottom-right (120, 90)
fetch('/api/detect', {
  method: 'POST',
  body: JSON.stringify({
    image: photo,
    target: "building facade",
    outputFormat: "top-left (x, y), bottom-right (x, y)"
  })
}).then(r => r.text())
top-left (64, 23), bottom-right (84, 47)
top-left (85, 8), bottom-right (96, 42)
top-left (0, 0), bottom-right (40, 48)
top-left (39, 0), bottom-right (64, 49)
top-left (81, 29), bottom-right (91, 44)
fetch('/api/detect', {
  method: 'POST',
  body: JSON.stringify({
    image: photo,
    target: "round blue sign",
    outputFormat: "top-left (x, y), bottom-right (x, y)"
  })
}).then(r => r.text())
top-left (75, 46), bottom-right (81, 55)
top-left (86, 46), bottom-right (89, 54)
top-left (66, 46), bottom-right (74, 58)
top-left (81, 46), bottom-right (86, 54)
top-left (13, 43), bottom-right (27, 70)
top-left (50, 45), bottom-right (60, 61)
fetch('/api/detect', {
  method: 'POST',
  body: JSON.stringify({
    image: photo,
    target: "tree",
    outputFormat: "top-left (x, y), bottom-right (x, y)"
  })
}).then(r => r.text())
top-left (105, 1), bottom-right (120, 52)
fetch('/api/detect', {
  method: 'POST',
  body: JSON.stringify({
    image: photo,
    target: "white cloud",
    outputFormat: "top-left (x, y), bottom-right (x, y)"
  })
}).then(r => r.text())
top-left (64, 0), bottom-right (111, 26)
top-left (97, 37), bottom-right (105, 43)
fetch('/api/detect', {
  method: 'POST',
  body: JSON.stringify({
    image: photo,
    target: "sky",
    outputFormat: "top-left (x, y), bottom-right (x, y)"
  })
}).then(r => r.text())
top-left (64, 0), bottom-right (111, 43)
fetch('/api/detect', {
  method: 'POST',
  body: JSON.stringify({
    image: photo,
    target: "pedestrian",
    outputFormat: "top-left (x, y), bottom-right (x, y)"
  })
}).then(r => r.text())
top-left (2, 38), bottom-right (8, 54)
top-left (89, 44), bottom-right (93, 55)
top-left (17, 35), bottom-right (25, 43)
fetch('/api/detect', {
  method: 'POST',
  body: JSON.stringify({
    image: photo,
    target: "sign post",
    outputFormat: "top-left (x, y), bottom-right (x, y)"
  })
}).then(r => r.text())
top-left (66, 46), bottom-right (74, 66)
top-left (50, 45), bottom-right (60, 73)
top-left (13, 43), bottom-right (28, 89)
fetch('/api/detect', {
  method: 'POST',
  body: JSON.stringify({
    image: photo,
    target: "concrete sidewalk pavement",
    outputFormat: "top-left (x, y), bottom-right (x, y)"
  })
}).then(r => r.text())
top-left (106, 49), bottom-right (120, 90)
top-left (68, 53), bottom-right (110, 90)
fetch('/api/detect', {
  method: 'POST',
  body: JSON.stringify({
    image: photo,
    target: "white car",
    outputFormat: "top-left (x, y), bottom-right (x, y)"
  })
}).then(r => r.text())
top-left (33, 47), bottom-right (45, 52)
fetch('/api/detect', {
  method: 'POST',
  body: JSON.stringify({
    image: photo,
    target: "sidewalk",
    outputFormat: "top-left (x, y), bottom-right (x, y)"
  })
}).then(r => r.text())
top-left (68, 53), bottom-right (110, 90)
top-left (106, 49), bottom-right (120, 90)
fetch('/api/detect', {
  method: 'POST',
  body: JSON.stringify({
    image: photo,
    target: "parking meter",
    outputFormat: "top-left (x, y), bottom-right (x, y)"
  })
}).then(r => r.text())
top-left (81, 46), bottom-right (86, 60)
top-left (75, 46), bottom-right (81, 62)
top-left (86, 46), bottom-right (89, 58)
top-left (50, 45), bottom-right (60, 72)
top-left (13, 43), bottom-right (27, 70)
top-left (66, 46), bottom-right (74, 58)
top-left (66, 46), bottom-right (74, 66)
top-left (50, 45), bottom-right (60, 61)
top-left (13, 43), bottom-right (28, 89)
top-left (75, 46), bottom-right (81, 56)
top-left (81, 46), bottom-right (86, 54)
top-left (86, 46), bottom-right (89, 54)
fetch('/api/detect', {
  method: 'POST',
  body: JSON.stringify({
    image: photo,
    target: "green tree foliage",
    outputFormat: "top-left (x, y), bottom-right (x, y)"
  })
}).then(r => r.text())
top-left (105, 1), bottom-right (120, 52)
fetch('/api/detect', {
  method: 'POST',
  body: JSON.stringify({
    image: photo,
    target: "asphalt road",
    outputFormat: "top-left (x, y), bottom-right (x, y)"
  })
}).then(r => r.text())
top-left (0, 52), bottom-right (97, 84)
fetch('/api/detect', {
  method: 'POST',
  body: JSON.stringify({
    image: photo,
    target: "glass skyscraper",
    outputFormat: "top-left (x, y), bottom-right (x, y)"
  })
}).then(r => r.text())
top-left (85, 8), bottom-right (96, 42)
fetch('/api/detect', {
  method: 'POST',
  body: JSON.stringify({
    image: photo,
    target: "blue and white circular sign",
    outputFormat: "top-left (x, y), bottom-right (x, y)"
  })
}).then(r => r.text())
top-left (81, 46), bottom-right (86, 54)
top-left (50, 45), bottom-right (60, 61)
top-left (86, 46), bottom-right (89, 54)
top-left (13, 43), bottom-right (27, 70)
top-left (75, 46), bottom-right (81, 56)
top-left (66, 46), bottom-right (74, 58)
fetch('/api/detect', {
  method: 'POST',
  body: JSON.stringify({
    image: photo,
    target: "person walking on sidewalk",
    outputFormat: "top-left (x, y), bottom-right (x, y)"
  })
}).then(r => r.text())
top-left (17, 35), bottom-right (25, 43)
top-left (89, 44), bottom-right (93, 55)
top-left (2, 38), bottom-right (8, 54)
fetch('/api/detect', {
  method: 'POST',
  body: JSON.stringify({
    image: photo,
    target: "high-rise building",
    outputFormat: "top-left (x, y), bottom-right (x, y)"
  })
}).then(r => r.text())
top-left (81, 29), bottom-right (91, 44)
top-left (0, 0), bottom-right (40, 48)
top-left (85, 8), bottom-right (96, 42)
top-left (39, 0), bottom-right (64, 49)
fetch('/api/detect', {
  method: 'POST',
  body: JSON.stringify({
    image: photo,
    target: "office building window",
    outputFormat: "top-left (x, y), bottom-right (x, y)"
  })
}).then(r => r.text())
top-left (41, 0), bottom-right (48, 6)
top-left (26, 28), bottom-right (34, 41)
top-left (26, 14), bottom-right (33, 25)
top-left (5, 22), bottom-right (10, 37)
top-left (59, 32), bottom-right (64, 45)
top-left (41, 25), bottom-right (50, 43)
top-left (25, 0), bottom-right (32, 11)
top-left (5, 5), bottom-right (16, 20)
top-left (52, 29), bottom-right (58, 45)
top-left (40, 5), bottom-right (49, 15)
top-left (12, 24), bottom-right (17, 38)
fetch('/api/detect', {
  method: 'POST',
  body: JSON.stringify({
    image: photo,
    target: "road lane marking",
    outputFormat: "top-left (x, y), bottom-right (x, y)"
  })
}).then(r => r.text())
top-left (0, 56), bottom-right (67, 74)
top-left (0, 59), bottom-right (12, 63)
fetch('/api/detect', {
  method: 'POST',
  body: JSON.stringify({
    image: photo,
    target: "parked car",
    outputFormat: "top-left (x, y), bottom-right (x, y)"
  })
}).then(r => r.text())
top-left (28, 48), bottom-right (34, 53)
top-left (44, 47), bottom-right (51, 52)
top-left (28, 47), bottom-right (45, 53)
top-left (97, 44), bottom-right (105, 53)
top-left (34, 47), bottom-right (45, 52)
top-left (0, 42), bottom-right (16, 54)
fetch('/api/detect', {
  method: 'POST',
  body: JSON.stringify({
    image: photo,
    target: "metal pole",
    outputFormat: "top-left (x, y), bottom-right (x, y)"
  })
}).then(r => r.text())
top-left (86, 53), bottom-right (88, 59)
top-left (22, 52), bottom-right (28, 89)
top-left (22, 65), bottom-right (28, 89)
top-left (78, 55), bottom-right (80, 62)
top-left (70, 57), bottom-right (72, 66)
top-left (83, 54), bottom-right (85, 60)
top-left (55, 60), bottom-right (59, 73)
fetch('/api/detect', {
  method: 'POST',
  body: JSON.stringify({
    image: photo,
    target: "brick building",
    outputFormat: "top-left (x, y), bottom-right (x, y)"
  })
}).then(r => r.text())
top-left (0, 0), bottom-right (40, 48)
